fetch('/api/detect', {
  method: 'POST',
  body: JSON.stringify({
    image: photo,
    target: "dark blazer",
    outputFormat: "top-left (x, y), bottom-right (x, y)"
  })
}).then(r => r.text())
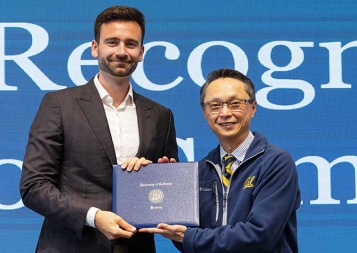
top-left (20, 79), bottom-right (179, 253)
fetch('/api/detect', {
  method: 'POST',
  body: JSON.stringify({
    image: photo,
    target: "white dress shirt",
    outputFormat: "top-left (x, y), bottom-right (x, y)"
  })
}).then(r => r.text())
top-left (86, 74), bottom-right (140, 228)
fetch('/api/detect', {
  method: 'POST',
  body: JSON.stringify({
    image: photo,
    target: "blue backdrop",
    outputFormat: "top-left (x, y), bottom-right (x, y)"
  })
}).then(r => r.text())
top-left (1, 0), bottom-right (356, 252)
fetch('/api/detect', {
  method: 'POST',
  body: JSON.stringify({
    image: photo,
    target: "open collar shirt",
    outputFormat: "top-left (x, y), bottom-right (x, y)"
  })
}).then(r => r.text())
top-left (94, 74), bottom-right (139, 164)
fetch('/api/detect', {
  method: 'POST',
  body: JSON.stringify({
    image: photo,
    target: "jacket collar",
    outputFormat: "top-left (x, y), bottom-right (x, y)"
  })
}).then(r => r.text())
top-left (205, 132), bottom-right (267, 166)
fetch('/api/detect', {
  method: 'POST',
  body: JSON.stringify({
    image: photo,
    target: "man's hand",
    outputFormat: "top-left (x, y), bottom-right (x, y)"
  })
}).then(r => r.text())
top-left (121, 156), bottom-right (177, 171)
top-left (158, 156), bottom-right (177, 163)
top-left (94, 210), bottom-right (136, 240)
top-left (139, 223), bottom-right (187, 243)
top-left (121, 157), bottom-right (153, 171)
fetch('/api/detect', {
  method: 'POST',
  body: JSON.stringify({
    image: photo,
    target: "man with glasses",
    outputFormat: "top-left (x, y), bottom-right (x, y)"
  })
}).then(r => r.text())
top-left (141, 68), bottom-right (301, 253)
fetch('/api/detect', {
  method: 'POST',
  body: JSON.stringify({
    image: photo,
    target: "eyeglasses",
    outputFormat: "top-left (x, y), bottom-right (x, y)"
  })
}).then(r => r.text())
top-left (203, 99), bottom-right (254, 114)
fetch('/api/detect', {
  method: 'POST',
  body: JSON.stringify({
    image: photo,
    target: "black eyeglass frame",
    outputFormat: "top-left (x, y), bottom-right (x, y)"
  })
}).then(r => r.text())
top-left (203, 98), bottom-right (254, 113)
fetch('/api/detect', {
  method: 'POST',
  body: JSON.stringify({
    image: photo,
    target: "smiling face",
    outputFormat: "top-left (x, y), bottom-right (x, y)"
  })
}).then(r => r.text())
top-left (203, 77), bottom-right (257, 152)
top-left (91, 21), bottom-right (144, 79)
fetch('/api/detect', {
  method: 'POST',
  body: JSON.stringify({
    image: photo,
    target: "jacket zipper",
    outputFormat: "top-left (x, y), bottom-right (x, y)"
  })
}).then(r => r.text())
top-left (216, 149), bottom-right (266, 226)
top-left (207, 149), bottom-right (265, 225)
top-left (213, 180), bottom-right (219, 221)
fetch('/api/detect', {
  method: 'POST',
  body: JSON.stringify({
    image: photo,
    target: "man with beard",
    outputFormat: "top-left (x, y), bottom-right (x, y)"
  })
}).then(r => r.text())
top-left (20, 6), bottom-right (178, 253)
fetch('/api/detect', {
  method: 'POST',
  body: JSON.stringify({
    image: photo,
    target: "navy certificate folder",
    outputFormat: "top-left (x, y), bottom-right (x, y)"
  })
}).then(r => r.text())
top-left (112, 162), bottom-right (199, 228)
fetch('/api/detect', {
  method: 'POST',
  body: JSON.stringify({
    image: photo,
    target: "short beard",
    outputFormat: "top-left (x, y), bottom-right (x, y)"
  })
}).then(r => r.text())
top-left (98, 58), bottom-right (138, 77)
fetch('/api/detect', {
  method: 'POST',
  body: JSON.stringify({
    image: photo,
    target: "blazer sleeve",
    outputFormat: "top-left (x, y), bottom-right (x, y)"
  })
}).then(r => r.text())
top-left (20, 92), bottom-right (89, 239)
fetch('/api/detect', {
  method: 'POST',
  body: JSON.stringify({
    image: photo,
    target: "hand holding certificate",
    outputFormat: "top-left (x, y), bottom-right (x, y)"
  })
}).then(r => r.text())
top-left (112, 162), bottom-right (199, 228)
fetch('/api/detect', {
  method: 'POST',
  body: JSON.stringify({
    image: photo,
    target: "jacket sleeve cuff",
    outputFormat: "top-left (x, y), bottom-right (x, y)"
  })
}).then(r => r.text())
top-left (182, 227), bottom-right (198, 253)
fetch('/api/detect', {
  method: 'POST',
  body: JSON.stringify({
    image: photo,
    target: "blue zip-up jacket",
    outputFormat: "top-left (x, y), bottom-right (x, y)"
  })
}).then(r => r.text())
top-left (175, 132), bottom-right (300, 253)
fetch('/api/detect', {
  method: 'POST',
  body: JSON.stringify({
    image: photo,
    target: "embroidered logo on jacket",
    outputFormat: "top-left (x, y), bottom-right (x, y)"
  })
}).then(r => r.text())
top-left (243, 176), bottom-right (255, 189)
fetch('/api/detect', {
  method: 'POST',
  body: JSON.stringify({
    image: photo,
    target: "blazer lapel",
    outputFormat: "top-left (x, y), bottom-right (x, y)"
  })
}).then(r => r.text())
top-left (76, 80), bottom-right (117, 165)
top-left (134, 91), bottom-right (154, 158)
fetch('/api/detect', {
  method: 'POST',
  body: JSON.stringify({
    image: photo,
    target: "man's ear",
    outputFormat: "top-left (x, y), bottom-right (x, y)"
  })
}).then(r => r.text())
top-left (251, 101), bottom-right (257, 118)
top-left (91, 40), bottom-right (99, 58)
top-left (139, 45), bottom-right (144, 62)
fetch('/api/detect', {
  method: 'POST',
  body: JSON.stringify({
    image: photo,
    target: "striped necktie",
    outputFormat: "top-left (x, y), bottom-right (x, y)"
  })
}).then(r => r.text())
top-left (222, 154), bottom-right (236, 189)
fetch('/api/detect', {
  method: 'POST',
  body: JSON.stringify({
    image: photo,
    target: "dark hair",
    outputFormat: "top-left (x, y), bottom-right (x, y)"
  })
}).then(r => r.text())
top-left (200, 68), bottom-right (256, 106)
top-left (94, 6), bottom-right (145, 45)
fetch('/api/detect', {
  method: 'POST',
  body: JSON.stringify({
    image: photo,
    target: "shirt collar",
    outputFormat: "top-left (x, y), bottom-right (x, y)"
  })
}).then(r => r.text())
top-left (93, 74), bottom-right (134, 106)
top-left (220, 131), bottom-right (254, 163)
